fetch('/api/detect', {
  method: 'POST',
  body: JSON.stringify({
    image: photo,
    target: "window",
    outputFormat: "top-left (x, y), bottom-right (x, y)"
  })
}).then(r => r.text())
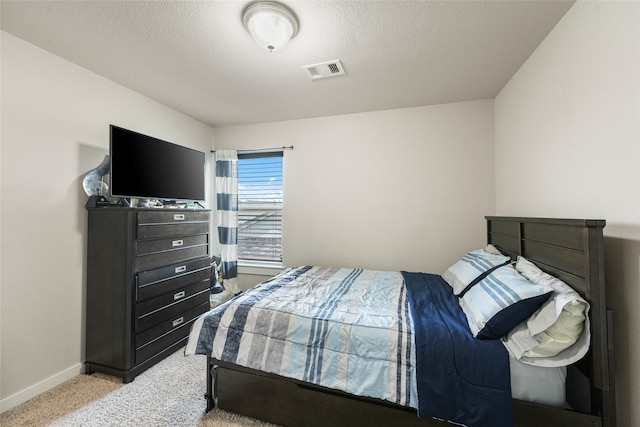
top-left (237, 152), bottom-right (283, 264)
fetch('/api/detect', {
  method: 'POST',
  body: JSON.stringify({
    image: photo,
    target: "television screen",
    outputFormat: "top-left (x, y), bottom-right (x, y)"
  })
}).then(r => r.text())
top-left (109, 125), bottom-right (205, 201)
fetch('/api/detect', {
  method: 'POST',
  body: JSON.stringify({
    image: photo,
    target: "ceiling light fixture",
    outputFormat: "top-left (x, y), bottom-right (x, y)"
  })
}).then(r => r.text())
top-left (242, 1), bottom-right (299, 52)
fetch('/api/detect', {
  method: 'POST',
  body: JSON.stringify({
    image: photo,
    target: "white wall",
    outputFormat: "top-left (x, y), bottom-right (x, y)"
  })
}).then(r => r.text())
top-left (0, 32), bottom-right (214, 411)
top-left (215, 100), bottom-right (495, 274)
top-left (495, 2), bottom-right (640, 425)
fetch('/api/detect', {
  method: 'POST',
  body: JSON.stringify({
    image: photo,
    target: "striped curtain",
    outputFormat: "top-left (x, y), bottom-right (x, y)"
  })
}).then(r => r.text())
top-left (214, 150), bottom-right (241, 295)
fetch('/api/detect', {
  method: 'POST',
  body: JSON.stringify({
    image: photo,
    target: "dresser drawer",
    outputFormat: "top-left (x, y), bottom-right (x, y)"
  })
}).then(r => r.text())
top-left (138, 211), bottom-right (210, 225)
top-left (135, 302), bottom-right (208, 364)
top-left (137, 256), bottom-right (209, 287)
top-left (135, 234), bottom-right (209, 272)
top-left (136, 285), bottom-right (210, 332)
top-left (137, 211), bottom-right (210, 240)
top-left (137, 269), bottom-right (210, 302)
top-left (137, 222), bottom-right (209, 240)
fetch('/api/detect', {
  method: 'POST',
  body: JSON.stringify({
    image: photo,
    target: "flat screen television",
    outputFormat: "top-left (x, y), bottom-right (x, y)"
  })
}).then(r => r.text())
top-left (109, 125), bottom-right (205, 202)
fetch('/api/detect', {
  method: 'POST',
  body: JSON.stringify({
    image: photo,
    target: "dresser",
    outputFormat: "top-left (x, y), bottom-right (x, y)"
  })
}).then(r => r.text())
top-left (85, 207), bottom-right (211, 382)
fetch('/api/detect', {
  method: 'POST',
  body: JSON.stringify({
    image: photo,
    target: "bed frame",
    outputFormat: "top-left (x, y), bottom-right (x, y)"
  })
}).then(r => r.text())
top-left (204, 216), bottom-right (616, 427)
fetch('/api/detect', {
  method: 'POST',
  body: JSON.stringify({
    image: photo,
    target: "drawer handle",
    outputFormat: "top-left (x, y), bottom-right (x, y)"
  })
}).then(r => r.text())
top-left (174, 291), bottom-right (186, 300)
top-left (172, 317), bottom-right (184, 327)
top-left (172, 239), bottom-right (184, 247)
top-left (175, 265), bottom-right (187, 274)
top-left (174, 214), bottom-right (185, 221)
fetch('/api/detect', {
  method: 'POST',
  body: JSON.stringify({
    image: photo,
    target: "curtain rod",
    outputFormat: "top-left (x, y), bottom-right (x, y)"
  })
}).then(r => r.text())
top-left (211, 146), bottom-right (294, 154)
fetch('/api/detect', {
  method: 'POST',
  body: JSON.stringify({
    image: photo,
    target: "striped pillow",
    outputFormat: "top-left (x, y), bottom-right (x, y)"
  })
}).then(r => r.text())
top-left (459, 264), bottom-right (552, 340)
top-left (442, 247), bottom-right (511, 296)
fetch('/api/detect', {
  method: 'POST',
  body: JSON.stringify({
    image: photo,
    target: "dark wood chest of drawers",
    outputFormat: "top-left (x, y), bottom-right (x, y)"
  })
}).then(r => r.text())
top-left (85, 207), bottom-right (211, 382)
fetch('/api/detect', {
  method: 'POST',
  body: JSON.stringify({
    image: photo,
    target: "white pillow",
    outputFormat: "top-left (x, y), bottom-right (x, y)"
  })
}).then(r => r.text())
top-left (502, 256), bottom-right (590, 367)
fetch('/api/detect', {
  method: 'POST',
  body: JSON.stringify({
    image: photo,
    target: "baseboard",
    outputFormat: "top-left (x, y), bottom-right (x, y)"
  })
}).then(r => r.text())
top-left (0, 363), bottom-right (84, 413)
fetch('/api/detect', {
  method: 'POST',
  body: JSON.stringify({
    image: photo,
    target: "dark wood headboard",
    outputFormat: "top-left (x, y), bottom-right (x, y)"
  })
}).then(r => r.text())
top-left (485, 216), bottom-right (615, 427)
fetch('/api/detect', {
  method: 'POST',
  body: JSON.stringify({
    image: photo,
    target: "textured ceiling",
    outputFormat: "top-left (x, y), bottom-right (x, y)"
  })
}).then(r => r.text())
top-left (0, 1), bottom-right (574, 127)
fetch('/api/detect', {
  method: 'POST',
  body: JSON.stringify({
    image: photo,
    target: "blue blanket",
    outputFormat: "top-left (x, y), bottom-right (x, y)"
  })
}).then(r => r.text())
top-left (402, 272), bottom-right (512, 427)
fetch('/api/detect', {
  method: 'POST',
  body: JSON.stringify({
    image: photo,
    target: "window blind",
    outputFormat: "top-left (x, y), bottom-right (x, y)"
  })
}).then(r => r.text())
top-left (237, 152), bottom-right (283, 263)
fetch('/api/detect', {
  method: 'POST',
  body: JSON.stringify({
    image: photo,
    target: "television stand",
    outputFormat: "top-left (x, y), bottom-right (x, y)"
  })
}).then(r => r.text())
top-left (85, 207), bottom-right (212, 382)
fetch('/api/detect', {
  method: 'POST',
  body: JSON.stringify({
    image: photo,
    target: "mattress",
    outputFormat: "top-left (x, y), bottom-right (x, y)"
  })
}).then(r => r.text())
top-left (510, 354), bottom-right (567, 407)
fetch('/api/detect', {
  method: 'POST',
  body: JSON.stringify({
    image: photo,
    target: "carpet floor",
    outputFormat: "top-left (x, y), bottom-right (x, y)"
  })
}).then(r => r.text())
top-left (0, 350), bottom-right (278, 427)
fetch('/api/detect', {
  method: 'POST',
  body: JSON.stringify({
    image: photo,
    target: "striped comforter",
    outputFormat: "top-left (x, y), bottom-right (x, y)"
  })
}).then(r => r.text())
top-left (186, 266), bottom-right (512, 426)
top-left (185, 265), bottom-right (418, 408)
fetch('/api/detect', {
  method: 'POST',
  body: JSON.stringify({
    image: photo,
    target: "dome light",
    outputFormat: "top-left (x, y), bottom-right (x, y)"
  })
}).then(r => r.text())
top-left (242, 1), bottom-right (299, 52)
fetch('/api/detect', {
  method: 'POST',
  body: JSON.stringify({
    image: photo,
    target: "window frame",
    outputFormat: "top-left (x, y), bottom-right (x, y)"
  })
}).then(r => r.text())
top-left (236, 151), bottom-right (283, 269)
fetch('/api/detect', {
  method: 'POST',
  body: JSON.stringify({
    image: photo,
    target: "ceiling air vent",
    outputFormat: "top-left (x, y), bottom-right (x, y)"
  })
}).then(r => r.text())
top-left (302, 60), bottom-right (345, 80)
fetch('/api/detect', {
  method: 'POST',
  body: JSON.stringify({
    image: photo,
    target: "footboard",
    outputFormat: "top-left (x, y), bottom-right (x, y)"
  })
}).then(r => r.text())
top-left (207, 358), bottom-right (608, 427)
top-left (208, 358), bottom-right (448, 427)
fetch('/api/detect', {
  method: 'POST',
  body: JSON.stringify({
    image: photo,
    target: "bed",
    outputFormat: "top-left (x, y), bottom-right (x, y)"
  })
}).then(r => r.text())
top-left (185, 216), bottom-right (616, 427)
